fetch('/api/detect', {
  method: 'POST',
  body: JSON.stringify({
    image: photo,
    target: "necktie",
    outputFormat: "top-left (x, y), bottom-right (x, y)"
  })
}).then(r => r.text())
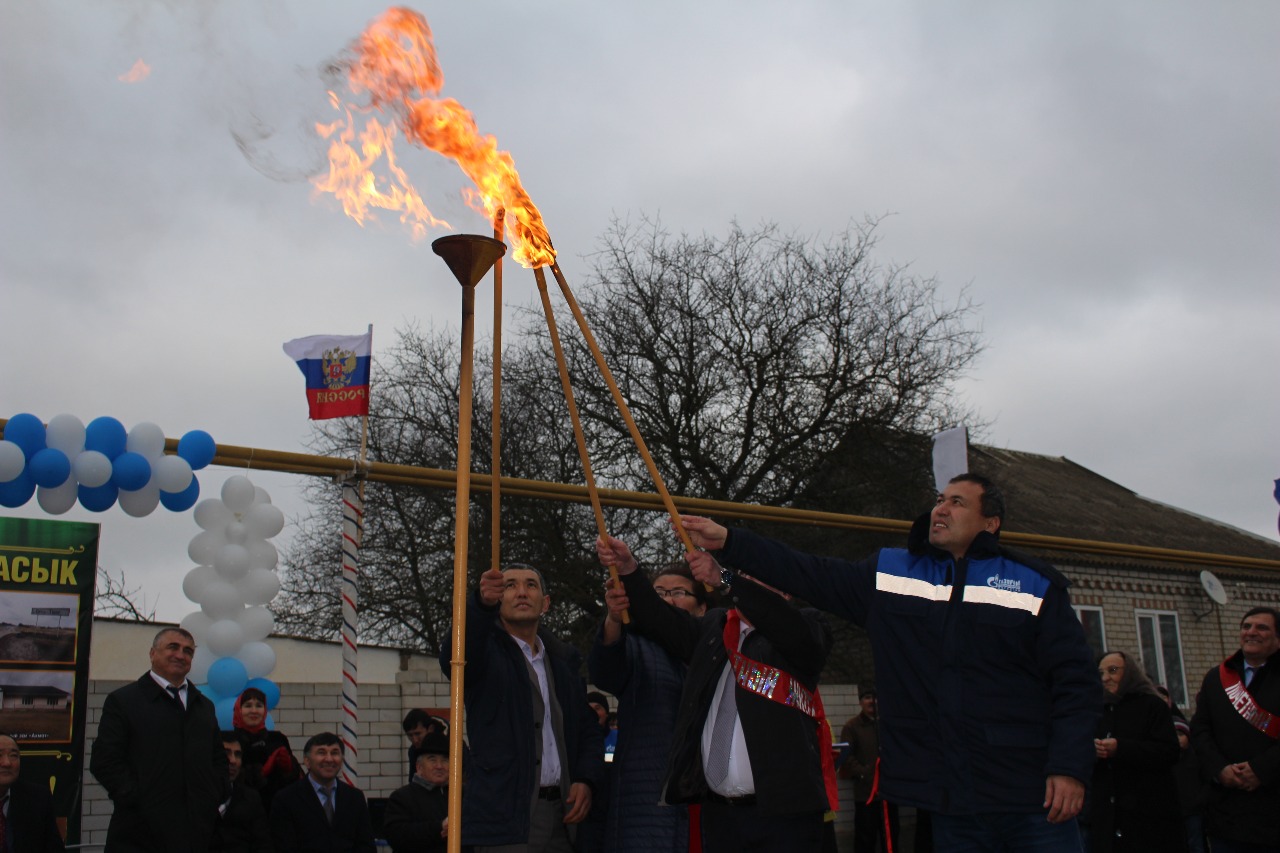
top-left (322, 785), bottom-right (335, 825)
top-left (705, 668), bottom-right (738, 786)
top-left (1245, 666), bottom-right (1256, 688)
top-left (166, 685), bottom-right (183, 708)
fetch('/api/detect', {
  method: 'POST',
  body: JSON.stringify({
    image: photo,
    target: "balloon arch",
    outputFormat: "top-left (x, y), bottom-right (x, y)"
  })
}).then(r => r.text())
top-left (1, 412), bottom-right (285, 729)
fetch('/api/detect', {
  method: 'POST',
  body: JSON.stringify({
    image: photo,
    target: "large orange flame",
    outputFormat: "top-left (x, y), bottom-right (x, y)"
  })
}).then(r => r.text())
top-left (118, 59), bottom-right (151, 83)
top-left (315, 7), bottom-right (555, 268)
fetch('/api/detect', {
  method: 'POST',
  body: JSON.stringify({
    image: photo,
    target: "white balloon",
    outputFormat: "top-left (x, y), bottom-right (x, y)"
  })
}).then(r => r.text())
top-left (153, 455), bottom-right (193, 493)
top-left (188, 529), bottom-right (228, 565)
top-left (243, 502), bottom-right (286, 540)
top-left (46, 414), bottom-right (86, 455)
top-left (188, 644), bottom-right (214, 684)
top-left (222, 475), bottom-right (256, 513)
top-left (247, 539), bottom-right (279, 572)
top-left (182, 565), bottom-right (220, 603)
top-left (242, 569), bottom-right (281, 605)
top-left (200, 580), bottom-right (244, 620)
top-left (194, 498), bottom-right (233, 532)
top-left (238, 641), bottom-right (277, 679)
top-left (214, 543), bottom-right (251, 580)
top-left (126, 421), bottom-right (167, 459)
top-left (225, 521), bottom-right (249, 545)
top-left (237, 606), bottom-right (275, 642)
top-left (118, 482), bottom-right (161, 517)
top-left (180, 609), bottom-right (213, 641)
top-left (0, 441), bottom-right (24, 482)
top-left (253, 486), bottom-right (272, 505)
top-left (73, 450), bottom-right (113, 488)
top-left (37, 479), bottom-right (79, 514)
top-left (206, 619), bottom-right (246, 657)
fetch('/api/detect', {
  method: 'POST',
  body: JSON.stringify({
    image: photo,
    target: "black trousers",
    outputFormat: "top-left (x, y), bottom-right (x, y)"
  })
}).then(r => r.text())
top-left (854, 799), bottom-right (900, 853)
top-left (700, 800), bottom-right (826, 852)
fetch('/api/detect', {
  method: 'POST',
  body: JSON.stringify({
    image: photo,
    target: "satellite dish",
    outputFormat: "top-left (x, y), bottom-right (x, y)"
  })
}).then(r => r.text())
top-left (1200, 570), bottom-right (1228, 606)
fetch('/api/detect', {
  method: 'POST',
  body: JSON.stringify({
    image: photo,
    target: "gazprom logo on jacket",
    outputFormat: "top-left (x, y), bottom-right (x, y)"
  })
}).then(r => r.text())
top-left (986, 575), bottom-right (1022, 593)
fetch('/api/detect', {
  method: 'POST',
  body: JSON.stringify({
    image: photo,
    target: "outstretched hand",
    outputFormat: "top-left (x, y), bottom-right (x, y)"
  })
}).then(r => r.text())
top-left (685, 550), bottom-right (723, 588)
top-left (478, 567), bottom-right (505, 606)
top-left (596, 535), bottom-right (639, 575)
top-left (678, 515), bottom-right (728, 551)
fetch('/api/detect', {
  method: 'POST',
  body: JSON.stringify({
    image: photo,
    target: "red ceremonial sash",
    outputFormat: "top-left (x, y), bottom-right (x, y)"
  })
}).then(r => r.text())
top-left (722, 609), bottom-right (840, 811)
top-left (1219, 661), bottom-right (1280, 740)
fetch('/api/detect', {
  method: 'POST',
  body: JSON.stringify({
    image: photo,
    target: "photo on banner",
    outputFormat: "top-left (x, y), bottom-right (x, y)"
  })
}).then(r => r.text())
top-left (0, 516), bottom-right (99, 846)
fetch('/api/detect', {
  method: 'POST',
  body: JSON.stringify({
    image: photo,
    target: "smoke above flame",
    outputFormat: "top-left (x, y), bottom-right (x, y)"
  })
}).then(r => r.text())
top-left (315, 7), bottom-right (555, 268)
top-left (118, 59), bottom-right (151, 83)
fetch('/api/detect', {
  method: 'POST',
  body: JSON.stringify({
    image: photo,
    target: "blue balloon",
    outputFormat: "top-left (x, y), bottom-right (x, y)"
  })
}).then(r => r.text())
top-left (85, 416), bottom-right (128, 460)
top-left (2, 413), bottom-right (46, 458)
top-left (246, 677), bottom-right (282, 710)
top-left (194, 682), bottom-right (222, 702)
top-left (160, 475), bottom-right (200, 512)
top-left (28, 447), bottom-right (72, 488)
top-left (265, 712), bottom-right (276, 730)
top-left (177, 429), bottom-right (217, 470)
top-left (0, 471), bottom-right (36, 508)
top-left (111, 452), bottom-right (152, 491)
top-left (207, 656), bottom-right (249, 697)
top-left (215, 695), bottom-right (237, 730)
top-left (78, 482), bottom-right (119, 512)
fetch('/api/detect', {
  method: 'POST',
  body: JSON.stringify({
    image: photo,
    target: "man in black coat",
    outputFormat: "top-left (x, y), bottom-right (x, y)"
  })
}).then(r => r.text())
top-left (382, 732), bottom-right (449, 853)
top-left (212, 731), bottom-right (272, 853)
top-left (89, 626), bottom-right (229, 852)
top-left (1191, 605), bottom-right (1280, 852)
top-left (598, 537), bottom-right (835, 852)
top-left (269, 731), bottom-right (375, 853)
top-left (0, 733), bottom-right (65, 852)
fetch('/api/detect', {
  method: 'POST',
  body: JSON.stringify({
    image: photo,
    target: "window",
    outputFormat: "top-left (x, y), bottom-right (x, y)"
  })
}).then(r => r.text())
top-left (1135, 609), bottom-right (1188, 707)
top-left (21, 697), bottom-right (33, 706)
top-left (1074, 605), bottom-right (1106, 660)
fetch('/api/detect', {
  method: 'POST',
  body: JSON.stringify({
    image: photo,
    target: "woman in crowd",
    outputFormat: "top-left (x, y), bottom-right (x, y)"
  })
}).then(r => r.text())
top-left (234, 686), bottom-right (302, 810)
top-left (1085, 650), bottom-right (1186, 853)
top-left (588, 562), bottom-right (712, 853)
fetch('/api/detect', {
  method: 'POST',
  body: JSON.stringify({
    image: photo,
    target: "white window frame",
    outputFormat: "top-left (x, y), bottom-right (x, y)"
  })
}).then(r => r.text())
top-left (1135, 608), bottom-right (1189, 707)
top-left (1073, 605), bottom-right (1107, 660)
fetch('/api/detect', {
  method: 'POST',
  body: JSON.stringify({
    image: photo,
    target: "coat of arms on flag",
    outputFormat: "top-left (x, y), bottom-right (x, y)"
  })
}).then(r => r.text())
top-left (282, 331), bottom-right (372, 420)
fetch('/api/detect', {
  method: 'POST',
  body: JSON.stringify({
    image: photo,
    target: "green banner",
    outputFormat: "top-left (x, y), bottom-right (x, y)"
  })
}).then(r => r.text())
top-left (0, 516), bottom-right (98, 846)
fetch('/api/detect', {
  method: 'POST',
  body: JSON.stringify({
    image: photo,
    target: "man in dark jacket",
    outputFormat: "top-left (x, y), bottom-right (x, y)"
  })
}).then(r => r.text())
top-left (439, 563), bottom-right (604, 851)
top-left (840, 689), bottom-right (898, 853)
top-left (0, 733), bottom-right (64, 852)
top-left (269, 732), bottom-right (375, 853)
top-left (383, 732), bottom-right (449, 853)
top-left (678, 473), bottom-right (1098, 853)
top-left (89, 627), bottom-right (229, 852)
top-left (1190, 605), bottom-right (1280, 852)
top-left (598, 536), bottom-right (835, 851)
top-left (212, 731), bottom-right (272, 853)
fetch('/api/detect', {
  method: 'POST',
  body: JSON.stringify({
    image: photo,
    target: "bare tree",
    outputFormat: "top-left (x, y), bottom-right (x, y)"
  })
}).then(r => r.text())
top-left (95, 565), bottom-right (157, 621)
top-left (276, 217), bottom-right (983, 667)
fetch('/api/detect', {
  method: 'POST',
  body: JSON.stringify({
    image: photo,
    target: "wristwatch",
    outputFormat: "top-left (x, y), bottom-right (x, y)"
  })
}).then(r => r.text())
top-left (716, 566), bottom-right (734, 593)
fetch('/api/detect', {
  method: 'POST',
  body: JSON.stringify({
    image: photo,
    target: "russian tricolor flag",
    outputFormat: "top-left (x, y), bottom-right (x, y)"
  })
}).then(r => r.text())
top-left (282, 331), bottom-right (372, 420)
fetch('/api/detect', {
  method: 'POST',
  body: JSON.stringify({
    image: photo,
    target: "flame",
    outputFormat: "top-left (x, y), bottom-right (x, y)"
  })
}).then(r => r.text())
top-left (118, 59), bottom-right (151, 83)
top-left (315, 7), bottom-right (554, 267)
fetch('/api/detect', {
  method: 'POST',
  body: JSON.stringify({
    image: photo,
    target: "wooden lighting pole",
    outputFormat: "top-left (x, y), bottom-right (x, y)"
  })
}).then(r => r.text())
top-left (431, 234), bottom-right (506, 853)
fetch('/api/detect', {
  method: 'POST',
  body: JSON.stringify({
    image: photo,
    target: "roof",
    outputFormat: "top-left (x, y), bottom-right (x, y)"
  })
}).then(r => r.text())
top-left (0, 685), bottom-right (70, 698)
top-left (969, 445), bottom-right (1280, 571)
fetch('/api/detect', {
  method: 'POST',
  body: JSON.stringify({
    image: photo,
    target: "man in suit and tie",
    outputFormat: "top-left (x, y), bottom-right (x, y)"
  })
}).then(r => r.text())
top-left (90, 626), bottom-right (229, 852)
top-left (269, 731), bottom-right (375, 853)
top-left (0, 733), bottom-right (65, 852)
top-left (212, 731), bottom-right (271, 853)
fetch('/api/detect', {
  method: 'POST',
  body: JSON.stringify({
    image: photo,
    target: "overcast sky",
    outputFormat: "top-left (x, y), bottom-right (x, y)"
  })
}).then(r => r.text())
top-left (2, 1), bottom-right (1277, 623)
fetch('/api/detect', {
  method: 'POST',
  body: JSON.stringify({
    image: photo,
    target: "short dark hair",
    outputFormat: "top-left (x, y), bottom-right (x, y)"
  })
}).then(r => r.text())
top-left (238, 687), bottom-right (267, 706)
top-left (402, 708), bottom-right (432, 733)
top-left (152, 626), bottom-right (195, 649)
top-left (303, 732), bottom-right (343, 755)
top-left (1241, 606), bottom-right (1280, 630)
top-left (948, 473), bottom-right (1005, 523)
top-left (653, 562), bottom-right (712, 608)
top-left (503, 563), bottom-right (547, 592)
top-left (585, 691), bottom-right (610, 713)
top-left (220, 730), bottom-right (242, 746)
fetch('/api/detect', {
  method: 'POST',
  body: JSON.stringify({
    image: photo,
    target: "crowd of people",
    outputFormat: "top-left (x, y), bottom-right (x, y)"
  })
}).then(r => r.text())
top-left (77, 474), bottom-right (1280, 853)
